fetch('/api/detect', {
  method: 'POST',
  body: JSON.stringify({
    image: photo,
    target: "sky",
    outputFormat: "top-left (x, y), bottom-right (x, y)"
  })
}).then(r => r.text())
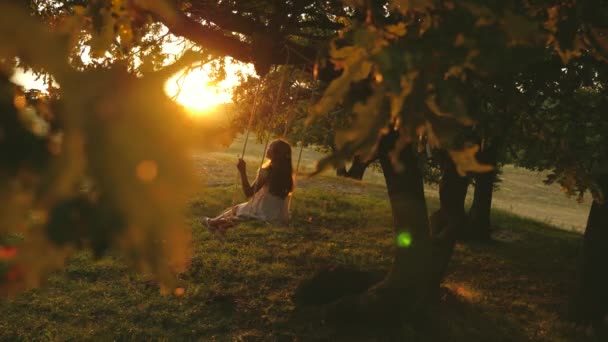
top-left (11, 70), bottom-right (48, 91)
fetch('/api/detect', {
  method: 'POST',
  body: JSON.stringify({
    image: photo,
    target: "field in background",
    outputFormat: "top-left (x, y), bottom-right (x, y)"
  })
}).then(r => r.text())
top-left (200, 135), bottom-right (592, 232)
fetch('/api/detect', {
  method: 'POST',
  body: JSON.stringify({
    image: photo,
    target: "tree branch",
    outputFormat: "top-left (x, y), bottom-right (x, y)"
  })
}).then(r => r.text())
top-left (136, 0), bottom-right (253, 62)
top-left (146, 50), bottom-right (204, 81)
top-left (135, 0), bottom-right (319, 68)
top-left (188, 5), bottom-right (262, 36)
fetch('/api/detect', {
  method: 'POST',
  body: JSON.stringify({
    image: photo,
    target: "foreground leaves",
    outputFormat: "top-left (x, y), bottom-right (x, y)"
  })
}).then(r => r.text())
top-left (0, 3), bottom-right (198, 295)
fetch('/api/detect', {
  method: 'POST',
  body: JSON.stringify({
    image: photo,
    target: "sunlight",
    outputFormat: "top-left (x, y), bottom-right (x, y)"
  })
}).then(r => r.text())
top-left (445, 282), bottom-right (482, 302)
top-left (165, 58), bottom-right (255, 116)
top-left (166, 68), bottom-right (229, 113)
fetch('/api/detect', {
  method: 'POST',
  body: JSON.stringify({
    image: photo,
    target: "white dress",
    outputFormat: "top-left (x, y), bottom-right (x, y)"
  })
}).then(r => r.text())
top-left (233, 169), bottom-right (291, 224)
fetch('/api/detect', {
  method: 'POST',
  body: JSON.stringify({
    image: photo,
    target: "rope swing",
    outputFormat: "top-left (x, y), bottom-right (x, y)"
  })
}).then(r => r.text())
top-left (281, 76), bottom-right (301, 138)
top-left (240, 79), bottom-right (264, 158)
top-left (295, 77), bottom-right (318, 174)
top-left (258, 48), bottom-right (291, 170)
top-left (232, 47), bottom-right (291, 205)
top-left (231, 65), bottom-right (266, 206)
top-left (238, 47), bottom-right (291, 161)
top-left (233, 45), bottom-right (318, 204)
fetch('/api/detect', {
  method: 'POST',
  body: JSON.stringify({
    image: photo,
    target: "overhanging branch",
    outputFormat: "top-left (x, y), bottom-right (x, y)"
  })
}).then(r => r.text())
top-left (147, 50), bottom-right (205, 81)
top-left (136, 0), bottom-right (320, 68)
top-left (188, 5), bottom-right (261, 36)
top-left (136, 0), bottom-right (253, 62)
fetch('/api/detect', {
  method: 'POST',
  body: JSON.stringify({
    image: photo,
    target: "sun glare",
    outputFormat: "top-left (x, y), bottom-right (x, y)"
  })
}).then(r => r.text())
top-left (167, 69), bottom-right (229, 113)
top-left (165, 58), bottom-right (254, 116)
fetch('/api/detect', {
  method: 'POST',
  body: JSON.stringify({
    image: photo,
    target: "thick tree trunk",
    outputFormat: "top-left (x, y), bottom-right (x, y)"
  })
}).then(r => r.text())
top-left (575, 174), bottom-right (608, 338)
top-left (379, 140), bottom-right (431, 293)
top-left (326, 133), bottom-right (465, 327)
top-left (429, 153), bottom-right (469, 297)
top-left (336, 164), bottom-right (347, 177)
top-left (344, 155), bottom-right (371, 180)
top-left (467, 143), bottom-right (499, 240)
top-left (467, 172), bottom-right (494, 239)
top-left (332, 144), bottom-right (348, 177)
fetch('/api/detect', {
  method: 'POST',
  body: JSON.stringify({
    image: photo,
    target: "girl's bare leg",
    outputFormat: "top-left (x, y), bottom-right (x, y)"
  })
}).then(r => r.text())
top-left (207, 206), bottom-right (239, 232)
top-left (211, 206), bottom-right (237, 221)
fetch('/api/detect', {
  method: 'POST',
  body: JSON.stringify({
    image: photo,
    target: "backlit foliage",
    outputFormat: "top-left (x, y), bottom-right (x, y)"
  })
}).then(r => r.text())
top-left (309, 0), bottom-right (608, 180)
top-left (0, 2), bottom-right (197, 295)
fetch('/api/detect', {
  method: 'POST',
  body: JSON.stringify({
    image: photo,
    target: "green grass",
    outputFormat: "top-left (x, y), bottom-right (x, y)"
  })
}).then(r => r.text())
top-left (0, 140), bottom-right (595, 340)
top-left (0, 184), bottom-right (592, 341)
top-left (204, 135), bottom-right (591, 231)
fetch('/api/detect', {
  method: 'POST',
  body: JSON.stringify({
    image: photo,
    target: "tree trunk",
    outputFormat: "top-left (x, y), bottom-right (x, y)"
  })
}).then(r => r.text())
top-left (379, 139), bottom-right (431, 295)
top-left (575, 174), bottom-right (608, 338)
top-left (429, 153), bottom-right (469, 297)
top-left (467, 143), bottom-right (499, 240)
top-left (326, 133), bottom-right (464, 327)
top-left (344, 155), bottom-right (371, 180)
top-left (336, 164), bottom-right (347, 177)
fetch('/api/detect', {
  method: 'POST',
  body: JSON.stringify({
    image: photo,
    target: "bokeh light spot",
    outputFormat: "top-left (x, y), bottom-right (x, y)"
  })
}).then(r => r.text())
top-left (375, 72), bottom-right (383, 83)
top-left (396, 232), bottom-right (412, 248)
top-left (0, 246), bottom-right (17, 259)
top-left (13, 94), bottom-right (26, 110)
top-left (136, 160), bottom-right (158, 182)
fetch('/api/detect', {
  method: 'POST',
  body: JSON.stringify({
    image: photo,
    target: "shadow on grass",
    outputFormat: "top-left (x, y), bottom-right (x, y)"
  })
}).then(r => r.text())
top-left (283, 265), bottom-right (528, 341)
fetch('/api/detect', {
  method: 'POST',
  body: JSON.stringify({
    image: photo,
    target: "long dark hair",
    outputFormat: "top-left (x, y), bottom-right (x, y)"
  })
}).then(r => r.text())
top-left (264, 139), bottom-right (293, 198)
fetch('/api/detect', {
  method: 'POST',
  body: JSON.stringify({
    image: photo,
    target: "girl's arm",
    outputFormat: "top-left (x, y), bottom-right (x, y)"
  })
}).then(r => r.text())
top-left (237, 159), bottom-right (267, 198)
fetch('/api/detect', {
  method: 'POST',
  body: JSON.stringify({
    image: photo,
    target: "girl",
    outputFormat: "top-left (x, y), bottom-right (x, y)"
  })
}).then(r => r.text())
top-left (202, 139), bottom-right (294, 233)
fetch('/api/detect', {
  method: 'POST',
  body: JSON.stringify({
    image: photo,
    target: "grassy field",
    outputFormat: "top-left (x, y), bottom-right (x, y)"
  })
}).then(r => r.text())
top-left (0, 138), bottom-right (595, 341)
top-left (204, 135), bottom-right (591, 231)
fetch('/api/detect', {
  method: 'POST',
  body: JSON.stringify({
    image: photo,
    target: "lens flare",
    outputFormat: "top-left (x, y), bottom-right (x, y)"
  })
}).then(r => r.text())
top-left (396, 232), bottom-right (412, 248)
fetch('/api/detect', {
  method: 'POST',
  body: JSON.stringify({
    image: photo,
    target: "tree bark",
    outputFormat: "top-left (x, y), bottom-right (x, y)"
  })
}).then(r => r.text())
top-left (378, 138), bottom-right (431, 291)
top-left (429, 153), bottom-right (469, 297)
top-left (326, 133), bottom-right (465, 327)
top-left (467, 143), bottom-right (499, 240)
top-left (575, 174), bottom-right (608, 337)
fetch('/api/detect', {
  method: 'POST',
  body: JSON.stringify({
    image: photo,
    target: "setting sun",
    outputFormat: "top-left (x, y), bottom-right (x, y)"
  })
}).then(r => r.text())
top-left (165, 58), bottom-right (255, 116)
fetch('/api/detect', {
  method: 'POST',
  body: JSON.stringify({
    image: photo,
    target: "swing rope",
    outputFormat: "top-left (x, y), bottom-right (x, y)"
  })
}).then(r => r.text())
top-left (234, 46), bottom-right (315, 202)
top-left (280, 65), bottom-right (315, 139)
top-left (295, 80), bottom-right (318, 174)
top-left (240, 79), bottom-right (264, 158)
top-left (231, 46), bottom-right (291, 206)
top-left (258, 47), bottom-right (291, 171)
top-left (281, 79), bottom-right (301, 138)
top-left (231, 72), bottom-right (266, 206)
top-left (225, 46), bottom-right (317, 229)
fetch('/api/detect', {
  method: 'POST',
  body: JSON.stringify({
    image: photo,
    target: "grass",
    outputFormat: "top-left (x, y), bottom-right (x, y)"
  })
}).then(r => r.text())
top-left (0, 139), bottom-right (595, 341)
top-left (203, 135), bottom-right (591, 231)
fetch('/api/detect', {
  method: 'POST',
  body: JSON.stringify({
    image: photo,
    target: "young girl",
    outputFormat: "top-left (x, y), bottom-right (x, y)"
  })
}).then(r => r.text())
top-left (202, 139), bottom-right (294, 233)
